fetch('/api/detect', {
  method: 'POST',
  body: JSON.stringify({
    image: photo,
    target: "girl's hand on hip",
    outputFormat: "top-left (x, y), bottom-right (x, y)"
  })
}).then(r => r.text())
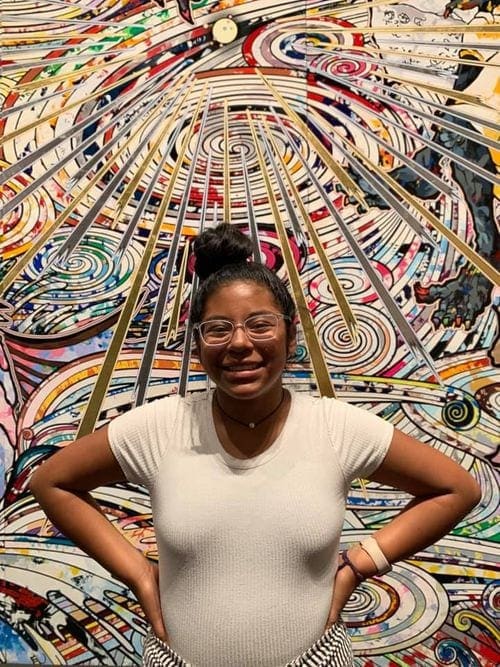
top-left (132, 558), bottom-right (169, 643)
top-left (324, 561), bottom-right (359, 630)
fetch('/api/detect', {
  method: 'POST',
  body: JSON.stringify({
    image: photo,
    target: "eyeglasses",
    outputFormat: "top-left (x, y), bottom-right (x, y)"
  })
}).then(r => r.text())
top-left (194, 313), bottom-right (289, 346)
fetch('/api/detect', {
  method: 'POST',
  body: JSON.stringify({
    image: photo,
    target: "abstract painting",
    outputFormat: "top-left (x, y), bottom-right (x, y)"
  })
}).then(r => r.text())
top-left (1, 1), bottom-right (499, 664)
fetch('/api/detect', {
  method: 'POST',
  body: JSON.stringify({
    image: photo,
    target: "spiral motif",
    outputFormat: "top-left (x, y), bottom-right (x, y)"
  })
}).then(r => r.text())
top-left (243, 16), bottom-right (375, 79)
top-left (309, 260), bottom-right (393, 306)
top-left (435, 639), bottom-right (481, 666)
top-left (482, 580), bottom-right (500, 620)
top-left (6, 229), bottom-right (143, 334)
top-left (442, 395), bottom-right (480, 431)
top-left (475, 382), bottom-right (500, 421)
top-left (315, 304), bottom-right (397, 375)
top-left (344, 562), bottom-right (449, 654)
top-left (0, 176), bottom-right (58, 261)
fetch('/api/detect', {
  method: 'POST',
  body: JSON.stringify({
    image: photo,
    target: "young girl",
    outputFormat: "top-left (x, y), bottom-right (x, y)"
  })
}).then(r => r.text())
top-left (31, 224), bottom-right (480, 666)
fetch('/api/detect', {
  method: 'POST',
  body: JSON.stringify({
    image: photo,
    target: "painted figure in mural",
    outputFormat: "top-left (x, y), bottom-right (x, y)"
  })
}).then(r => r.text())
top-left (154, 0), bottom-right (194, 24)
top-left (30, 224), bottom-right (480, 666)
top-left (348, 52), bottom-right (499, 330)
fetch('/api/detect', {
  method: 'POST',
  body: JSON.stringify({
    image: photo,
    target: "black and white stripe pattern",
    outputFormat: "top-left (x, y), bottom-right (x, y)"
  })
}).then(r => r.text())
top-left (142, 623), bottom-right (353, 666)
top-left (286, 622), bottom-right (353, 666)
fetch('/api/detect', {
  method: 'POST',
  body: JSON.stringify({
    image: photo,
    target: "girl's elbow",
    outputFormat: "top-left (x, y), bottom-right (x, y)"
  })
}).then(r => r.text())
top-left (29, 465), bottom-right (52, 500)
top-left (466, 477), bottom-right (482, 510)
top-left (456, 474), bottom-right (482, 515)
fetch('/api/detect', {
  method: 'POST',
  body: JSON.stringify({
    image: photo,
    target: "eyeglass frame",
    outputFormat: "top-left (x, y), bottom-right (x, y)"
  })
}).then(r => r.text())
top-left (193, 312), bottom-right (291, 346)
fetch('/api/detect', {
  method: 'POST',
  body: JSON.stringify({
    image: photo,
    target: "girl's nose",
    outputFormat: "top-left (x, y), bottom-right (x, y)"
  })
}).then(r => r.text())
top-left (227, 323), bottom-right (253, 348)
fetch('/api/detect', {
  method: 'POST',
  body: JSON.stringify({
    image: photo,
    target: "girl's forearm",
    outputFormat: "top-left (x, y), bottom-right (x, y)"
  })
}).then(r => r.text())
top-left (346, 490), bottom-right (479, 576)
top-left (32, 484), bottom-right (148, 587)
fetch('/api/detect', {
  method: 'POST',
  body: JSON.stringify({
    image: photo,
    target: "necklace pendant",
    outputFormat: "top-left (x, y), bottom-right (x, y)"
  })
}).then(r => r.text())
top-left (248, 422), bottom-right (256, 429)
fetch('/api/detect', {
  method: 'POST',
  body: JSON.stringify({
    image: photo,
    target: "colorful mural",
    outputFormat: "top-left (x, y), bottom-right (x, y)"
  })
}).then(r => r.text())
top-left (1, 0), bottom-right (499, 665)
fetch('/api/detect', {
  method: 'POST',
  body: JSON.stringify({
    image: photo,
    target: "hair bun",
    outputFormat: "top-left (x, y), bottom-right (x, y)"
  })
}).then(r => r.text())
top-left (193, 223), bottom-right (253, 281)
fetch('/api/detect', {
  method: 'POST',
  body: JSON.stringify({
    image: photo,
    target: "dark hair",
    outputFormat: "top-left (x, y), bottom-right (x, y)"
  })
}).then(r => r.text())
top-left (190, 224), bottom-right (296, 332)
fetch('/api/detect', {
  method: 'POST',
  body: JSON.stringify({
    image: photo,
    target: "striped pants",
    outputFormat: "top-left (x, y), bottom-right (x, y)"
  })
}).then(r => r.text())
top-left (142, 623), bottom-right (353, 666)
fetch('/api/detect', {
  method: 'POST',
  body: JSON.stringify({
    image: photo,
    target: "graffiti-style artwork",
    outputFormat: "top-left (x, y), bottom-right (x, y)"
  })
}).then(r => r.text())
top-left (1, 0), bottom-right (499, 664)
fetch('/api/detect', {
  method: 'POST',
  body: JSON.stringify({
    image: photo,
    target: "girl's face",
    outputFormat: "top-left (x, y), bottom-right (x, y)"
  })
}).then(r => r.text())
top-left (197, 280), bottom-right (296, 404)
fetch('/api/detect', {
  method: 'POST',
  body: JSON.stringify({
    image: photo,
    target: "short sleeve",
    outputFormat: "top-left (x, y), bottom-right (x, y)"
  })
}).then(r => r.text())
top-left (324, 398), bottom-right (393, 485)
top-left (107, 395), bottom-right (181, 488)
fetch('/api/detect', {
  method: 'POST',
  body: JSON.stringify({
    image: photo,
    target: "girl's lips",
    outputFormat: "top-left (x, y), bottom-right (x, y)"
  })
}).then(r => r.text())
top-left (221, 364), bottom-right (263, 379)
top-left (223, 364), bottom-right (261, 372)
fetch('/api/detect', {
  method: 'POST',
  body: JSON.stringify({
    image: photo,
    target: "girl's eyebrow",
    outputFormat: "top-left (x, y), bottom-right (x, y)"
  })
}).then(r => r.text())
top-left (202, 310), bottom-right (280, 321)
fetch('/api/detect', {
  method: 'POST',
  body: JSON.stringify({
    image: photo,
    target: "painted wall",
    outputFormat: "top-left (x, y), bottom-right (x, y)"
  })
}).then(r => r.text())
top-left (1, 1), bottom-right (498, 664)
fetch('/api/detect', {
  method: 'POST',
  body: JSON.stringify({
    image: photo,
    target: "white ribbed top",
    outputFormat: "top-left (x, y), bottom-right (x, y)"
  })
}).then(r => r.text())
top-left (108, 390), bottom-right (393, 666)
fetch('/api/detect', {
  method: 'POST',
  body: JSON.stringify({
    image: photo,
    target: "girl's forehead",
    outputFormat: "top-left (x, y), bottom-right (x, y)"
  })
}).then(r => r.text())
top-left (203, 281), bottom-right (279, 314)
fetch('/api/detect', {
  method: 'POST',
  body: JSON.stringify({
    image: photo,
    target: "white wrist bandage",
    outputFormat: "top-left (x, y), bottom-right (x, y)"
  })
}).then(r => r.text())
top-left (360, 536), bottom-right (392, 575)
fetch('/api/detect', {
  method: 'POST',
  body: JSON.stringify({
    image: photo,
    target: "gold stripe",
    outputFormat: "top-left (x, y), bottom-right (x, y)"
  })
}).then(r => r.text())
top-left (300, 24), bottom-right (499, 35)
top-left (255, 69), bottom-right (366, 206)
top-left (261, 117), bottom-right (359, 344)
top-left (1, 113), bottom-right (151, 294)
top-left (310, 106), bottom-right (500, 286)
top-left (312, 42), bottom-right (498, 70)
top-left (0, 78), bottom-right (188, 295)
top-left (76, 84), bottom-right (209, 436)
top-left (310, 0), bottom-right (402, 16)
top-left (165, 242), bottom-right (190, 345)
top-left (115, 75), bottom-right (193, 219)
top-left (0, 68), bottom-right (147, 145)
top-left (375, 70), bottom-right (484, 106)
top-left (16, 57), bottom-right (135, 90)
top-left (246, 109), bottom-right (335, 398)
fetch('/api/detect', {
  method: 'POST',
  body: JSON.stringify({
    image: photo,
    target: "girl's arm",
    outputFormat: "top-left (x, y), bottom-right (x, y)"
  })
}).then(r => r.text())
top-left (326, 428), bottom-right (481, 625)
top-left (29, 427), bottom-right (168, 641)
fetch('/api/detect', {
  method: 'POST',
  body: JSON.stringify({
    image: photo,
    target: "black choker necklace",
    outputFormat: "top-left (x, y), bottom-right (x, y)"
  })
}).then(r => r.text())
top-left (215, 390), bottom-right (286, 429)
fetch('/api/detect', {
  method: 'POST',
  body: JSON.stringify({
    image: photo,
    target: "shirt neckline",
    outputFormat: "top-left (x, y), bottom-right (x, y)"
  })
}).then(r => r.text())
top-left (206, 388), bottom-right (296, 469)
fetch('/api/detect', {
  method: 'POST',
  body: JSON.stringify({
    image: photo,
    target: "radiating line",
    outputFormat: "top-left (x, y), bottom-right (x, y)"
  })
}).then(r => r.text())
top-left (246, 109), bottom-right (336, 398)
top-left (313, 0), bottom-right (403, 17)
top-left (257, 120), bottom-right (305, 242)
top-left (376, 38), bottom-right (499, 51)
top-left (254, 69), bottom-right (366, 205)
top-left (0, 67), bottom-right (147, 144)
top-left (165, 241), bottom-right (190, 345)
top-left (0, 79), bottom-right (174, 218)
top-left (115, 78), bottom-right (194, 217)
top-left (38, 83), bottom-right (193, 271)
top-left (3, 32), bottom-right (131, 43)
top-left (16, 57), bottom-right (137, 90)
top-left (311, 106), bottom-right (500, 286)
top-left (317, 65), bottom-right (500, 152)
top-left (1, 141), bottom-right (135, 295)
top-left (1, 69), bottom-right (184, 189)
top-left (314, 70), bottom-right (499, 185)
top-left (179, 150), bottom-right (213, 397)
top-left (5, 41), bottom-right (124, 53)
top-left (294, 140), bottom-right (444, 382)
top-left (310, 91), bottom-right (457, 199)
top-left (310, 111), bottom-right (439, 246)
top-left (1, 75), bottom-right (188, 291)
top-left (373, 70), bottom-right (484, 106)
top-left (350, 74), bottom-right (499, 134)
top-left (265, 113), bottom-right (359, 343)
top-left (224, 99), bottom-right (231, 224)
top-left (4, 14), bottom-right (146, 28)
top-left (76, 83), bottom-right (209, 436)
top-left (317, 24), bottom-right (499, 35)
top-left (311, 42), bottom-right (499, 70)
top-left (116, 122), bottom-right (185, 254)
top-left (133, 86), bottom-right (210, 406)
top-left (1, 49), bottom-right (124, 72)
top-left (239, 146), bottom-right (262, 263)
